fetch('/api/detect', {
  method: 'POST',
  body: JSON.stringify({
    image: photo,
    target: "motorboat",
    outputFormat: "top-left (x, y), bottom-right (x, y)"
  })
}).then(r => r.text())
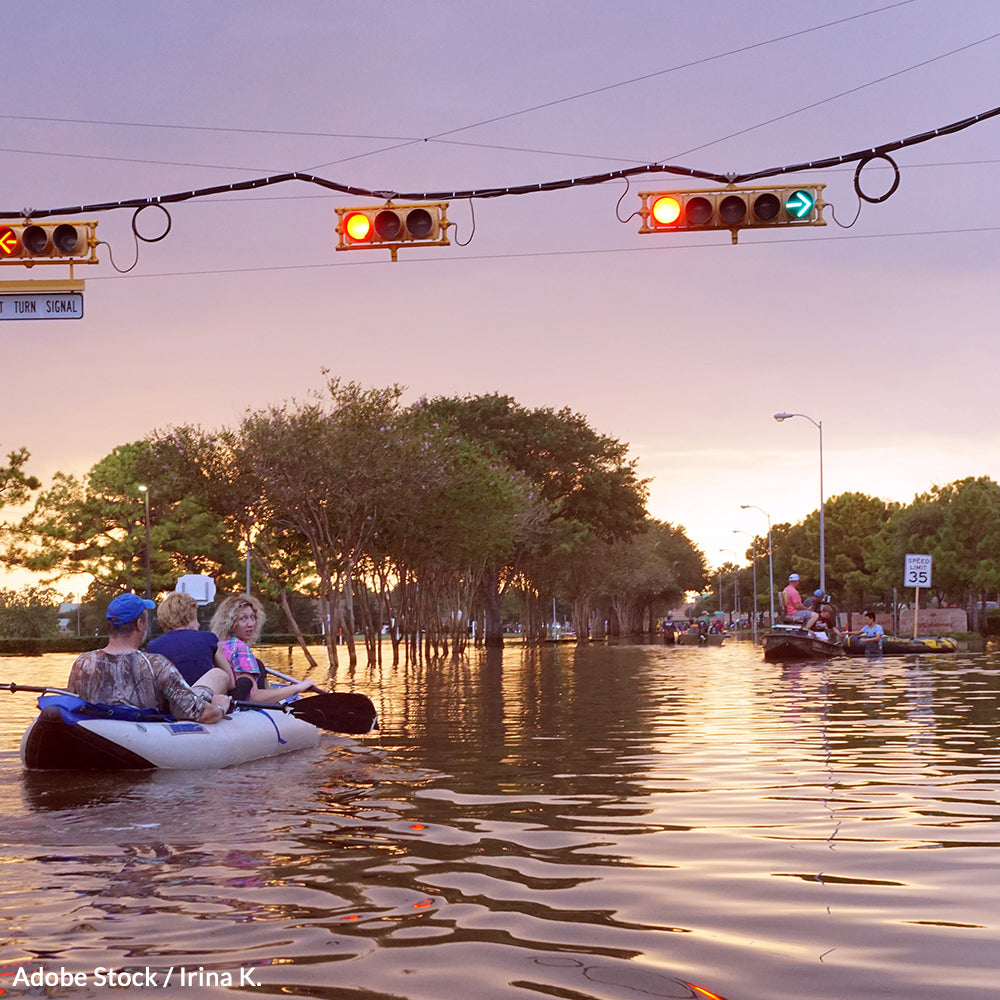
top-left (762, 624), bottom-right (842, 663)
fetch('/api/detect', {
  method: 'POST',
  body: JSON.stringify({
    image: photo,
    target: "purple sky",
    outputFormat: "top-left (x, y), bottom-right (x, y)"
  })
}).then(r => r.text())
top-left (3, 0), bottom-right (999, 590)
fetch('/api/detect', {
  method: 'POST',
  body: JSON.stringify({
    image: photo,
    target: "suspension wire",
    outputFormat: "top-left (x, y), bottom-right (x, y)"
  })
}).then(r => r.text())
top-left (2, 104), bottom-right (998, 221)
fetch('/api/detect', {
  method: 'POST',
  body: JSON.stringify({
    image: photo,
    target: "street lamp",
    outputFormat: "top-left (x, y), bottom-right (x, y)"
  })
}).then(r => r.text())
top-left (774, 411), bottom-right (825, 596)
top-left (741, 504), bottom-right (774, 624)
top-left (719, 549), bottom-right (740, 627)
top-left (734, 530), bottom-right (758, 645)
top-left (138, 484), bottom-right (151, 599)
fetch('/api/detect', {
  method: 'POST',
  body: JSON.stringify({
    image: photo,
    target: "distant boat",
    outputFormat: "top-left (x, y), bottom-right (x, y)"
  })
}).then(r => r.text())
top-left (763, 625), bottom-right (842, 663)
top-left (677, 628), bottom-right (725, 646)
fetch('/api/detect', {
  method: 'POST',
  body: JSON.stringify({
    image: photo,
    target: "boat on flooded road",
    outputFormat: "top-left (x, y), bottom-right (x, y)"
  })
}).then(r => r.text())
top-left (762, 624), bottom-right (842, 662)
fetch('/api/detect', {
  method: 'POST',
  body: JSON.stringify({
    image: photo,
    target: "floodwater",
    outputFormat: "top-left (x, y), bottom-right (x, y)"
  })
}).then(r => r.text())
top-left (1, 640), bottom-right (998, 1000)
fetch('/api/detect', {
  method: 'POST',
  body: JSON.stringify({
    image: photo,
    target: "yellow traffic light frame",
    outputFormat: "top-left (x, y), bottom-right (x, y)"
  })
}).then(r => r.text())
top-left (334, 202), bottom-right (450, 261)
top-left (638, 184), bottom-right (826, 244)
top-left (0, 220), bottom-right (100, 269)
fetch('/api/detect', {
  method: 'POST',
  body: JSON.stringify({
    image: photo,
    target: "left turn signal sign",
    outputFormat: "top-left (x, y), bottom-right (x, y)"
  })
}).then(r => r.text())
top-left (0, 221), bottom-right (99, 266)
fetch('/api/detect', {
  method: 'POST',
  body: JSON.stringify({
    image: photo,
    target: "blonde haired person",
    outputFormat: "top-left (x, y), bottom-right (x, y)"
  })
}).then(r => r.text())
top-left (210, 594), bottom-right (319, 705)
top-left (68, 593), bottom-right (227, 723)
top-left (147, 592), bottom-right (235, 713)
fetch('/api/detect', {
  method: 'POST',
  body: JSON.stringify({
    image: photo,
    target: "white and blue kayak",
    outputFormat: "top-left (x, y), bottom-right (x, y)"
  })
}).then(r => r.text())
top-left (21, 694), bottom-right (323, 771)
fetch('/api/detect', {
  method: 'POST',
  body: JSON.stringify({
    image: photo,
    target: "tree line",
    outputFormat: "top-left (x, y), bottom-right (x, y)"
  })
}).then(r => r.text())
top-left (722, 481), bottom-right (1000, 631)
top-left (0, 379), bottom-right (705, 662)
top-left (4, 385), bottom-right (999, 656)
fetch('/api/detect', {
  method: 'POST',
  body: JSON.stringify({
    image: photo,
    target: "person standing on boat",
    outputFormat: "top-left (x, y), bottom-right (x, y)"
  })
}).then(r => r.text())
top-left (148, 592), bottom-right (235, 713)
top-left (853, 611), bottom-right (884, 656)
top-left (781, 574), bottom-right (819, 630)
top-left (67, 593), bottom-right (228, 723)
top-left (211, 594), bottom-right (320, 705)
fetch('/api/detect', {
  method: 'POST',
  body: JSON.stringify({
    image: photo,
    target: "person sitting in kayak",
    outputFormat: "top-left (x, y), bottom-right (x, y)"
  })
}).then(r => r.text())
top-left (849, 611), bottom-right (884, 656)
top-left (148, 591), bottom-right (235, 714)
top-left (781, 574), bottom-right (819, 630)
top-left (67, 593), bottom-right (229, 723)
top-left (211, 594), bottom-right (320, 705)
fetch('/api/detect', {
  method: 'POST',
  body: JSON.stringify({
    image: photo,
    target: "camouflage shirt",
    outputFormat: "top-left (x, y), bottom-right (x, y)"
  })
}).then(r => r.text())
top-left (67, 649), bottom-right (205, 721)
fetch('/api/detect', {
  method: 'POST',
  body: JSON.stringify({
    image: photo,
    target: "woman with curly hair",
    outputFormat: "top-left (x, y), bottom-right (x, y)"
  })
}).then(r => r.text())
top-left (210, 594), bottom-right (320, 704)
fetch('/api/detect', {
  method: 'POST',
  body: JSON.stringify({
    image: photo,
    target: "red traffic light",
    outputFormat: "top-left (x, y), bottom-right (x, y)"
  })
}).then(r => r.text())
top-left (343, 212), bottom-right (373, 242)
top-left (650, 196), bottom-right (681, 227)
top-left (0, 220), bottom-right (98, 265)
top-left (639, 185), bottom-right (825, 242)
top-left (335, 203), bottom-right (450, 260)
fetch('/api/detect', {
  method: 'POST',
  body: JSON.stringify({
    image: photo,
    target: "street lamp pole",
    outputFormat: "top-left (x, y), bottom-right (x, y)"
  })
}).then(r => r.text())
top-left (734, 530), bottom-right (758, 645)
top-left (773, 412), bottom-right (825, 596)
top-left (741, 504), bottom-right (774, 624)
top-left (138, 485), bottom-right (151, 599)
top-left (719, 549), bottom-right (740, 628)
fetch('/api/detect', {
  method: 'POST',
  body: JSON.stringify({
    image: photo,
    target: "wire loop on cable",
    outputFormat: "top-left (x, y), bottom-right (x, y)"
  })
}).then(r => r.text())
top-left (132, 204), bottom-right (172, 242)
top-left (854, 153), bottom-right (900, 204)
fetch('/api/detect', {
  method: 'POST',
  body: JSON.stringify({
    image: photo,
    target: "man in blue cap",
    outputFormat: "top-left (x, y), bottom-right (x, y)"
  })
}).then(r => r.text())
top-left (66, 593), bottom-right (229, 723)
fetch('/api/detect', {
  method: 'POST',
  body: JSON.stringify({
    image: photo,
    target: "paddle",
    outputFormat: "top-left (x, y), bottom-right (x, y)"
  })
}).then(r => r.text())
top-left (234, 692), bottom-right (377, 735)
top-left (263, 664), bottom-right (317, 686)
top-left (3, 682), bottom-right (75, 697)
top-left (259, 664), bottom-right (378, 732)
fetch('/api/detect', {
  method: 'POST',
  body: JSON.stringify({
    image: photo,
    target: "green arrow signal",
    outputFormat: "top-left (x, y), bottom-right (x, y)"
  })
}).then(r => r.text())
top-left (785, 190), bottom-right (815, 219)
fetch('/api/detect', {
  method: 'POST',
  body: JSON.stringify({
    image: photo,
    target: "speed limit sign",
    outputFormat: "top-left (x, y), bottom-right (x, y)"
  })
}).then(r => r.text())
top-left (904, 553), bottom-right (932, 588)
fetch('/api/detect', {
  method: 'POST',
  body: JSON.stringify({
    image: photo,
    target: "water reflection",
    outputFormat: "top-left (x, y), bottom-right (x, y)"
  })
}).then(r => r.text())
top-left (1, 643), bottom-right (999, 999)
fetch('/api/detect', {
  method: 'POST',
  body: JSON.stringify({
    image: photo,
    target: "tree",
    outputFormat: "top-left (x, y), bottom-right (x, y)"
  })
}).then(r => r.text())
top-left (422, 393), bottom-right (649, 646)
top-left (0, 585), bottom-right (60, 638)
top-left (0, 446), bottom-right (40, 508)
top-left (594, 520), bottom-right (706, 636)
top-left (819, 492), bottom-right (898, 609)
top-left (371, 422), bottom-right (545, 659)
top-left (9, 441), bottom-right (240, 599)
top-left (881, 477), bottom-right (1000, 630)
top-left (0, 446), bottom-right (41, 569)
top-left (150, 422), bottom-right (324, 663)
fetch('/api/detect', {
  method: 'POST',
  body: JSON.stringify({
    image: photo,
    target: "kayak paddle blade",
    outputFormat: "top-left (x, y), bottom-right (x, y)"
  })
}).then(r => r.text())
top-left (285, 692), bottom-right (377, 734)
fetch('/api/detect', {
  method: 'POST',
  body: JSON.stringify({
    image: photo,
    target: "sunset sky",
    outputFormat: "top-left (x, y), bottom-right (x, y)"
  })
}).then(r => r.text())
top-left (2, 0), bottom-right (999, 590)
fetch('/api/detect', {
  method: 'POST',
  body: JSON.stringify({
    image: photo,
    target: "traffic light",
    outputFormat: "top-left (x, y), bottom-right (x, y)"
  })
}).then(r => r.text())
top-left (0, 220), bottom-right (99, 266)
top-left (335, 203), bottom-right (449, 261)
top-left (638, 185), bottom-right (825, 243)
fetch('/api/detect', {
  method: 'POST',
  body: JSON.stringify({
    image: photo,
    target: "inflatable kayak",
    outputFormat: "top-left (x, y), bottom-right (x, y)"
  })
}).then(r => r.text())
top-left (20, 694), bottom-right (323, 770)
top-left (843, 634), bottom-right (958, 656)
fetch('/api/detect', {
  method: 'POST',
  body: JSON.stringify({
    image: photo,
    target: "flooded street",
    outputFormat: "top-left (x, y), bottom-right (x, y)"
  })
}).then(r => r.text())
top-left (1, 640), bottom-right (998, 999)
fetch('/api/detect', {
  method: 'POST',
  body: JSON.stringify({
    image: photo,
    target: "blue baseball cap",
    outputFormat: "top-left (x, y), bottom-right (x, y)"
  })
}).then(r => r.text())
top-left (106, 593), bottom-right (156, 625)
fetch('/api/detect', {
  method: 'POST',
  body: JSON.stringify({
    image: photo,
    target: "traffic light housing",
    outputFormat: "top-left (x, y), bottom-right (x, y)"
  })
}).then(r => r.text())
top-left (638, 185), bottom-right (825, 243)
top-left (335, 203), bottom-right (449, 261)
top-left (0, 220), bottom-right (99, 266)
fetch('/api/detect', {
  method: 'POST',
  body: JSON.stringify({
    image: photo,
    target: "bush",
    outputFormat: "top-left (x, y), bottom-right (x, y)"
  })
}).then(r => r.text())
top-left (0, 586), bottom-right (61, 639)
top-left (0, 635), bottom-right (104, 656)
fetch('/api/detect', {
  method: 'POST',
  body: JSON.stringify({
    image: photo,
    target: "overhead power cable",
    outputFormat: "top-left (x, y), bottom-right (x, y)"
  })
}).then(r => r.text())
top-left (83, 223), bottom-right (1000, 281)
top-left (0, 2), bottom-right (918, 149)
top-left (3, 103), bottom-right (998, 221)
